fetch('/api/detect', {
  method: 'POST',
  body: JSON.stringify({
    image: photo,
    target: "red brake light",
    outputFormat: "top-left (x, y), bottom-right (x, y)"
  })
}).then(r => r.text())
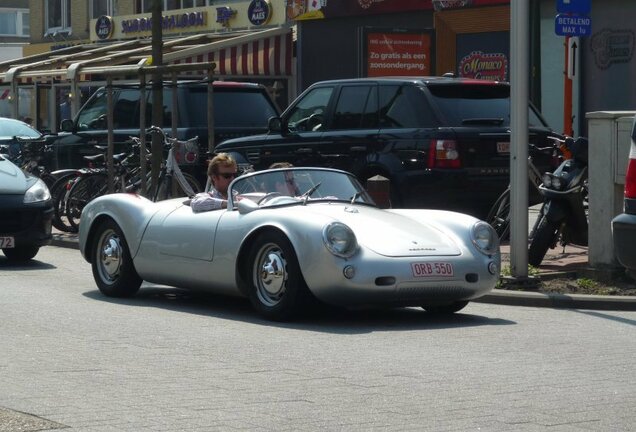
top-left (625, 158), bottom-right (636, 199)
top-left (428, 139), bottom-right (461, 169)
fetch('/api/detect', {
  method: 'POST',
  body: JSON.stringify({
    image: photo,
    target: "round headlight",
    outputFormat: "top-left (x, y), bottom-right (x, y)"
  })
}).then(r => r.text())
top-left (552, 176), bottom-right (564, 190)
top-left (542, 173), bottom-right (552, 188)
top-left (471, 221), bottom-right (499, 255)
top-left (322, 222), bottom-right (358, 258)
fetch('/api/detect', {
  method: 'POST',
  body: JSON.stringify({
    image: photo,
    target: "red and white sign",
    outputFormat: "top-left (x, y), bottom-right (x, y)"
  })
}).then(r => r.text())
top-left (366, 32), bottom-right (432, 77)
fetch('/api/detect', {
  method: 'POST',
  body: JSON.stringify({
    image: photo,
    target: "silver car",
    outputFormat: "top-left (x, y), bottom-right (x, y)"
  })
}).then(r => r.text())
top-left (79, 167), bottom-right (500, 321)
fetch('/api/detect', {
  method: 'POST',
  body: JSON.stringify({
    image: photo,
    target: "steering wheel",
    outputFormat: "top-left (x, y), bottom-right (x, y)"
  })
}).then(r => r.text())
top-left (257, 192), bottom-right (283, 205)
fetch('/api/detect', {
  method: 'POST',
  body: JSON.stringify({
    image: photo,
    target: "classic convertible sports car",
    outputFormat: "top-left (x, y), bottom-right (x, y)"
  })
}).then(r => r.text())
top-left (79, 167), bottom-right (500, 321)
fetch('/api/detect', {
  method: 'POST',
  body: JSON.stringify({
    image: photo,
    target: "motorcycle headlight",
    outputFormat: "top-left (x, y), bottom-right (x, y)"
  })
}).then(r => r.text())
top-left (471, 221), bottom-right (499, 256)
top-left (24, 178), bottom-right (51, 203)
top-left (542, 173), bottom-right (552, 188)
top-left (322, 222), bottom-right (358, 258)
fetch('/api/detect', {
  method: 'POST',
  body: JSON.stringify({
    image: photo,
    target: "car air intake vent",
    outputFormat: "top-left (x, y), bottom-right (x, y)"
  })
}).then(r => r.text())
top-left (246, 150), bottom-right (261, 164)
top-left (0, 210), bottom-right (37, 233)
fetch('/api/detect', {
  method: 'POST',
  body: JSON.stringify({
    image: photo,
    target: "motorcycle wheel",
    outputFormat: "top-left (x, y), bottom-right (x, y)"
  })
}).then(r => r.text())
top-left (528, 216), bottom-right (560, 267)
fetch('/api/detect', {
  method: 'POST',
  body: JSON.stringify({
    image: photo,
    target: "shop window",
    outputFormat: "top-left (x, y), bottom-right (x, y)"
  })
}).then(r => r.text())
top-left (45, 0), bottom-right (71, 36)
top-left (0, 8), bottom-right (29, 37)
top-left (136, 0), bottom-right (210, 13)
top-left (90, 0), bottom-right (114, 19)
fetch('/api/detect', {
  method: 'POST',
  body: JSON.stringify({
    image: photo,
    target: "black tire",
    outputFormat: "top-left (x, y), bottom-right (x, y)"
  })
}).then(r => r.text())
top-left (528, 216), bottom-right (560, 266)
top-left (66, 173), bottom-right (108, 231)
top-left (91, 219), bottom-right (142, 297)
top-left (155, 172), bottom-right (201, 201)
top-left (2, 245), bottom-right (39, 261)
top-left (245, 231), bottom-right (312, 321)
top-left (50, 172), bottom-right (80, 233)
top-left (422, 301), bottom-right (469, 314)
top-left (487, 189), bottom-right (511, 241)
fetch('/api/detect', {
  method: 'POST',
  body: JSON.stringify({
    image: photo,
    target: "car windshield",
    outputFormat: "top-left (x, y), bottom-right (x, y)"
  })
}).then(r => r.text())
top-left (0, 118), bottom-right (42, 139)
top-left (229, 168), bottom-right (375, 208)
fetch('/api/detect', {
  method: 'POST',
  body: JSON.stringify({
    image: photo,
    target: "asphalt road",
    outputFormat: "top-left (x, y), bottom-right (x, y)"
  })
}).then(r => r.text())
top-left (1, 246), bottom-right (635, 431)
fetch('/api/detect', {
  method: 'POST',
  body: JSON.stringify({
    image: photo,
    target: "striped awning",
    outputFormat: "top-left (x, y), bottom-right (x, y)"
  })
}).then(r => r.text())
top-left (169, 28), bottom-right (292, 76)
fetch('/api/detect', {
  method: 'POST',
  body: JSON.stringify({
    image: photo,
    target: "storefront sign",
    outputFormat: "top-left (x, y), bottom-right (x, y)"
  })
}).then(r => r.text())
top-left (95, 15), bottom-right (114, 40)
top-left (248, 0), bottom-right (272, 25)
top-left (121, 11), bottom-right (207, 34)
top-left (364, 30), bottom-right (432, 77)
top-left (458, 51), bottom-right (507, 81)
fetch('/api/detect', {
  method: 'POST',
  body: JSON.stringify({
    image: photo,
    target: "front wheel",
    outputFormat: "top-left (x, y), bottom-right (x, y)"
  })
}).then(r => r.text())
top-left (528, 216), bottom-right (560, 266)
top-left (91, 219), bottom-right (142, 297)
top-left (3, 245), bottom-right (39, 262)
top-left (245, 231), bottom-right (312, 321)
top-left (422, 301), bottom-right (469, 314)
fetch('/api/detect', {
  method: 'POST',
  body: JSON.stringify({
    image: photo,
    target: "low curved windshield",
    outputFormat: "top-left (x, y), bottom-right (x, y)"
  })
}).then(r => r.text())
top-left (230, 168), bottom-right (375, 208)
top-left (0, 118), bottom-right (42, 139)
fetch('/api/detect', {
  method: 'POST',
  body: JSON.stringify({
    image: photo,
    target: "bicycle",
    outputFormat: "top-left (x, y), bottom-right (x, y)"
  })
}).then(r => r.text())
top-left (486, 140), bottom-right (565, 241)
top-left (146, 126), bottom-right (201, 202)
top-left (64, 142), bottom-right (151, 231)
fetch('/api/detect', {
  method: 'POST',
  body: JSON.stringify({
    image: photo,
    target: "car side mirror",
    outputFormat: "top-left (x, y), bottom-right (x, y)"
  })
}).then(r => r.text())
top-left (268, 116), bottom-right (283, 134)
top-left (60, 119), bottom-right (74, 132)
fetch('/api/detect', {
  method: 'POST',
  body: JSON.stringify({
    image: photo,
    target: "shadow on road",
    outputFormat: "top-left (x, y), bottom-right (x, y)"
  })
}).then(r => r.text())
top-left (82, 285), bottom-right (515, 334)
top-left (0, 257), bottom-right (56, 271)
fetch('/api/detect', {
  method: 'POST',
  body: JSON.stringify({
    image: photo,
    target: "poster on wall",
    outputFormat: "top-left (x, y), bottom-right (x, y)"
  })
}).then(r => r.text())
top-left (456, 32), bottom-right (509, 81)
top-left (362, 29), bottom-right (434, 77)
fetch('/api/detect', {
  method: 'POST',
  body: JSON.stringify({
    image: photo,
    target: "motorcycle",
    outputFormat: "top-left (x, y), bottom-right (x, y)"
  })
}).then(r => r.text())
top-left (528, 136), bottom-right (589, 266)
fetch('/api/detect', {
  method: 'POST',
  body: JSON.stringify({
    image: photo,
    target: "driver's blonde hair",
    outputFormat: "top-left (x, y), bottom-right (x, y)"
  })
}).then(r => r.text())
top-left (208, 153), bottom-right (237, 177)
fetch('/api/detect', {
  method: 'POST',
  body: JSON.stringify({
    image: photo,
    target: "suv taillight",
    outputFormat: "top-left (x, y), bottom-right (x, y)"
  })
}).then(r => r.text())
top-left (625, 158), bottom-right (636, 199)
top-left (428, 139), bottom-right (461, 169)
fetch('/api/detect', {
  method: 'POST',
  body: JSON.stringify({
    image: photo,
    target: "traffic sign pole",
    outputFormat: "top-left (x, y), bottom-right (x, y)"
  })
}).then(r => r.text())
top-left (563, 35), bottom-right (573, 137)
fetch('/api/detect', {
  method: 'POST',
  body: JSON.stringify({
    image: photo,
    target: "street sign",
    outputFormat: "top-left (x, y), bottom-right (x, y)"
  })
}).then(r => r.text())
top-left (556, 0), bottom-right (591, 14)
top-left (555, 13), bottom-right (592, 37)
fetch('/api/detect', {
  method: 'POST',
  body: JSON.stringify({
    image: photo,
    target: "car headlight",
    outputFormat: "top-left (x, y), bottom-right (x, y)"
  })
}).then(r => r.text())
top-left (24, 178), bottom-right (51, 203)
top-left (322, 222), bottom-right (358, 258)
top-left (471, 221), bottom-right (499, 256)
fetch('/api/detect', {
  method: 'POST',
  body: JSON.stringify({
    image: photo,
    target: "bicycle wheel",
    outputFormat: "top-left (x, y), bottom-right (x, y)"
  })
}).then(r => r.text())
top-left (50, 172), bottom-right (80, 233)
top-left (66, 173), bottom-right (108, 231)
top-left (486, 188), bottom-right (511, 241)
top-left (155, 172), bottom-right (201, 201)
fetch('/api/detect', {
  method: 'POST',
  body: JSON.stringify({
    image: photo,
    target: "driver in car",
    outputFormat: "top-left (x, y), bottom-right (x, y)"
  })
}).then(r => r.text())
top-left (190, 153), bottom-right (238, 212)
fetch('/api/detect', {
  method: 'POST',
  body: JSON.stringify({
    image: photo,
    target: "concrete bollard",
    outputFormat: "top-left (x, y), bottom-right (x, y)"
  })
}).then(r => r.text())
top-left (366, 175), bottom-right (391, 209)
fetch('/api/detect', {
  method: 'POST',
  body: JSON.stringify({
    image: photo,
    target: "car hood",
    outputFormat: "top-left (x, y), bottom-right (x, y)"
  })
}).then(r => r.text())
top-left (304, 204), bottom-right (462, 257)
top-left (0, 158), bottom-right (28, 194)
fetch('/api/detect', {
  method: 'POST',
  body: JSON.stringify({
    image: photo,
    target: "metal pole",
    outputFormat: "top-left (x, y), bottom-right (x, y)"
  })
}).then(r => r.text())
top-left (207, 68), bottom-right (214, 155)
top-left (139, 74), bottom-right (147, 195)
top-left (510, 0), bottom-right (530, 279)
top-left (106, 76), bottom-right (115, 194)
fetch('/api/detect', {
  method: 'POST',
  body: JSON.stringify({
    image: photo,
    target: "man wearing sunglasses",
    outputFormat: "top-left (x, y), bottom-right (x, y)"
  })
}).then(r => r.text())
top-left (191, 153), bottom-right (238, 212)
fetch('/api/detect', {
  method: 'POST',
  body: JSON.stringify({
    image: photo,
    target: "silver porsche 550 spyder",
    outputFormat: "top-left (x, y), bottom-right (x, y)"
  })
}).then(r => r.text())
top-left (79, 167), bottom-right (500, 321)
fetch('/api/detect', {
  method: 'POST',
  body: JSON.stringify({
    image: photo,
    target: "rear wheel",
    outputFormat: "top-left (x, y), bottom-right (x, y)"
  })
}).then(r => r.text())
top-left (50, 172), bottom-right (79, 233)
top-left (528, 216), bottom-right (560, 266)
top-left (155, 172), bottom-right (201, 201)
top-left (66, 173), bottom-right (108, 231)
top-left (3, 245), bottom-right (39, 262)
top-left (487, 189), bottom-right (511, 241)
top-left (91, 219), bottom-right (142, 297)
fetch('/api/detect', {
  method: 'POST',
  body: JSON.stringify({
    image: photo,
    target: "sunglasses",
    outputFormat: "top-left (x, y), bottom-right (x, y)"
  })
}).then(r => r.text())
top-left (218, 172), bottom-right (238, 179)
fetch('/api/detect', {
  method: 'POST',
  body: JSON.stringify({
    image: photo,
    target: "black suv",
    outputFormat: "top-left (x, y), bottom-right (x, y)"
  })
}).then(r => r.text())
top-left (47, 81), bottom-right (280, 183)
top-left (215, 77), bottom-right (561, 218)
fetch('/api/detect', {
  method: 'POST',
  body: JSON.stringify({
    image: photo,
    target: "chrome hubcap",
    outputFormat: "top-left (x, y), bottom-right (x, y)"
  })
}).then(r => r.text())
top-left (98, 229), bottom-right (122, 283)
top-left (255, 244), bottom-right (287, 306)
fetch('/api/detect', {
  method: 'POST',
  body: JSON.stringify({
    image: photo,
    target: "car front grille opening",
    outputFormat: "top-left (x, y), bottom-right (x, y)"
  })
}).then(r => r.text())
top-left (375, 276), bottom-right (396, 286)
top-left (465, 273), bottom-right (479, 283)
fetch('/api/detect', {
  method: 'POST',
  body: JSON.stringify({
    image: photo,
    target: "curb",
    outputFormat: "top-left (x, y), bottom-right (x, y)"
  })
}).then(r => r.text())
top-left (475, 289), bottom-right (636, 311)
top-left (51, 232), bottom-right (636, 311)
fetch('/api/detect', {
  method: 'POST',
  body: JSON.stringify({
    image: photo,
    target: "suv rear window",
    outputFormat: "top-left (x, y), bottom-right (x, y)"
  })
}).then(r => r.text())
top-left (184, 87), bottom-right (278, 128)
top-left (427, 83), bottom-right (547, 128)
